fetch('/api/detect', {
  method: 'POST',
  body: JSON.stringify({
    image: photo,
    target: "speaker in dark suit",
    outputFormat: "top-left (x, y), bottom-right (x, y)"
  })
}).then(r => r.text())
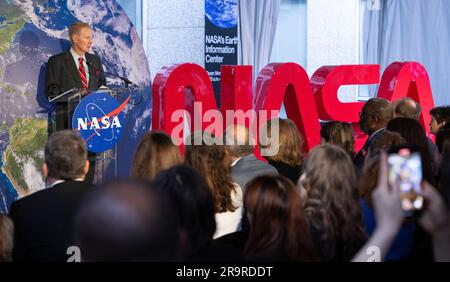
top-left (45, 50), bottom-right (106, 131)
top-left (45, 22), bottom-right (107, 183)
top-left (9, 130), bottom-right (93, 261)
top-left (45, 22), bottom-right (107, 131)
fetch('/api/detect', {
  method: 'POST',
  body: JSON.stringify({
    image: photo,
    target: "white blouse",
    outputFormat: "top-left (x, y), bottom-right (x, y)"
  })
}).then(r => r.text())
top-left (213, 183), bottom-right (244, 239)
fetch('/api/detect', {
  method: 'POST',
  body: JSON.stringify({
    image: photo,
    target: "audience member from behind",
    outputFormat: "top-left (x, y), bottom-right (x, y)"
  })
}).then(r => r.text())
top-left (74, 179), bottom-right (180, 261)
top-left (393, 98), bottom-right (437, 173)
top-left (9, 130), bottom-right (92, 262)
top-left (131, 131), bottom-right (182, 181)
top-left (436, 129), bottom-right (450, 157)
top-left (224, 124), bottom-right (277, 190)
top-left (153, 165), bottom-right (242, 261)
top-left (429, 106), bottom-right (450, 135)
top-left (359, 131), bottom-right (407, 216)
top-left (244, 175), bottom-right (316, 262)
top-left (437, 150), bottom-right (450, 207)
top-left (300, 144), bottom-right (367, 261)
top-left (260, 118), bottom-right (305, 184)
top-left (354, 98), bottom-right (393, 169)
top-left (420, 157), bottom-right (450, 261)
top-left (435, 129), bottom-right (450, 183)
top-left (360, 130), bottom-right (406, 198)
top-left (359, 131), bottom-right (415, 260)
top-left (185, 133), bottom-right (243, 239)
top-left (366, 131), bottom-right (406, 161)
top-left (393, 97), bottom-right (421, 120)
top-left (353, 153), bottom-right (450, 262)
top-left (321, 121), bottom-right (355, 159)
top-left (320, 121), bottom-right (337, 144)
top-left (387, 118), bottom-right (436, 261)
top-left (152, 165), bottom-right (215, 260)
top-left (0, 214), bottom-right (13, 262)
top-left (386, 117), bottom-right (434, 183)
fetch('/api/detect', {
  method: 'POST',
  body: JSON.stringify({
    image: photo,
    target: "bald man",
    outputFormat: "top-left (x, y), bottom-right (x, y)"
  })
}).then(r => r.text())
top-left (393, 97), bottom-right (422, 120)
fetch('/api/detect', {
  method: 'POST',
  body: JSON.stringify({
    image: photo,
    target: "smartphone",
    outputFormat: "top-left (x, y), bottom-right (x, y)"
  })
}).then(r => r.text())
top-left (387, 146), bottom-right (424, 215)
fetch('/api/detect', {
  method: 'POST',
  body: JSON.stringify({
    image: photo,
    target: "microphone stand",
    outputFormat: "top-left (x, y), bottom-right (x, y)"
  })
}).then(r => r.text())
top-left (86, 61), bottom-right (143, 105)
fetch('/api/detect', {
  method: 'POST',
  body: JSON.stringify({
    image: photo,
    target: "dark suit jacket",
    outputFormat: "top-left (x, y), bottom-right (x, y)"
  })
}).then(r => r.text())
top-left (45, 50), bottom-right (106, 130)
top-left (354, 128), bottom-right (385, 170)
top-left (9, 181), bottom-right (93, 262)
top-left (45, 50), bottom-right (106, 100)
top-left (231, 155), bottom-right (278, 192)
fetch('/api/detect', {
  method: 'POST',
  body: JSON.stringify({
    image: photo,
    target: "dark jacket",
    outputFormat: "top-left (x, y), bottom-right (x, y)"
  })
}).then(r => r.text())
top-left (354, 128), bottom-right (385, 169)
top-left (45, 50), bottom-right (106, 131)
top-left (45, 50), bottom-right (106, 100)
top-left (268, 160), bottom-right (303, 184)
top-left (9, 181), bottom-right (92, 262)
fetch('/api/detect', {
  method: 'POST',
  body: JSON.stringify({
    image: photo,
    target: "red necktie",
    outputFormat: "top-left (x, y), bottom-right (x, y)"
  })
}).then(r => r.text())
top-left (78, 57), bottom-right (88, 89)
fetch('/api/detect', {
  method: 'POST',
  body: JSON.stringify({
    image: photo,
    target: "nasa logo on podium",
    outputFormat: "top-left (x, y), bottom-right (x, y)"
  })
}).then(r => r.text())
top-left (72, 91), bottom-right (129, 153)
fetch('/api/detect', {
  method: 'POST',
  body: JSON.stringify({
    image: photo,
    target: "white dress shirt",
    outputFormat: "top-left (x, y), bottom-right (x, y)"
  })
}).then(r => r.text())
top-left (70, 47), bottom-right (90, 85)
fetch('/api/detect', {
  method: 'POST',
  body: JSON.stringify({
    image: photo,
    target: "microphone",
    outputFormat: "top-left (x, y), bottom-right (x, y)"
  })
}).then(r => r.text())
top-left (86, 61), bottom-right (138, 88)
top-left (86, 60), bottom-right (143, 106)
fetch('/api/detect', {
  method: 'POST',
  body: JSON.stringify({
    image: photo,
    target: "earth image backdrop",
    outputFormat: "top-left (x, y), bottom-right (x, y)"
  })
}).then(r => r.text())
top-left (205, 0), bottom-right (237, 29)
top-left (0, 0), bottom-right (152, 213)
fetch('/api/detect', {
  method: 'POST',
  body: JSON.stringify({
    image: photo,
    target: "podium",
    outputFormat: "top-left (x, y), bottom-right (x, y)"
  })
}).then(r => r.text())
top-left (49, 88), bottom-right (88, 131)
top-left (48, 87), bottom-right (132, 184)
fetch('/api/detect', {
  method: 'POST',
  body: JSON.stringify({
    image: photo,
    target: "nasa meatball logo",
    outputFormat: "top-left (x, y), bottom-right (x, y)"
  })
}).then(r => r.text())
top-left (72, 92), bottom-right (129, 153)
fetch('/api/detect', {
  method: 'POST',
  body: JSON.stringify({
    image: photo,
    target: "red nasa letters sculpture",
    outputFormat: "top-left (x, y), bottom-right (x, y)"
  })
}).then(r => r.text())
top-left (152, 61), bottom-right (435, 154)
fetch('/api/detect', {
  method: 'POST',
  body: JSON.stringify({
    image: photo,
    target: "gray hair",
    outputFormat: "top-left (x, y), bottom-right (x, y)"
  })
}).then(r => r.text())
top-left (45, 130), bottom-right (87, 180)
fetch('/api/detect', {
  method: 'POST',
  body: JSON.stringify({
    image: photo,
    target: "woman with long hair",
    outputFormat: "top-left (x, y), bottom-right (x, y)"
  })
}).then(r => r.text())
top-left (244, 175), bottom-right (316, 262)
top-left (300, 144), bottom-right (367, 261)
top-left (185, 133), bottom-right (243, 239)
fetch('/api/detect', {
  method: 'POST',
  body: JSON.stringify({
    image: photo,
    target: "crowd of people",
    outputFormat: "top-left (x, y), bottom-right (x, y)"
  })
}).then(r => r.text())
top-left (1, 97), bottom-right (449, 262)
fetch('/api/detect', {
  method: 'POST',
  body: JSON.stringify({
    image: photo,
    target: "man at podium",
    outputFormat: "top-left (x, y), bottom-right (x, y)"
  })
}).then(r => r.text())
top-left (45, 21), bottom-right (107, 131)
top-left (45, 22), bottom-right (107, 183)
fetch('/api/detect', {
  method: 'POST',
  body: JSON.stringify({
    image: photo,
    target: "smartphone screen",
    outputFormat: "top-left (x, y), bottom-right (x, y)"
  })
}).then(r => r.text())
top-left (387, 148), bottom-right (424, 214)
